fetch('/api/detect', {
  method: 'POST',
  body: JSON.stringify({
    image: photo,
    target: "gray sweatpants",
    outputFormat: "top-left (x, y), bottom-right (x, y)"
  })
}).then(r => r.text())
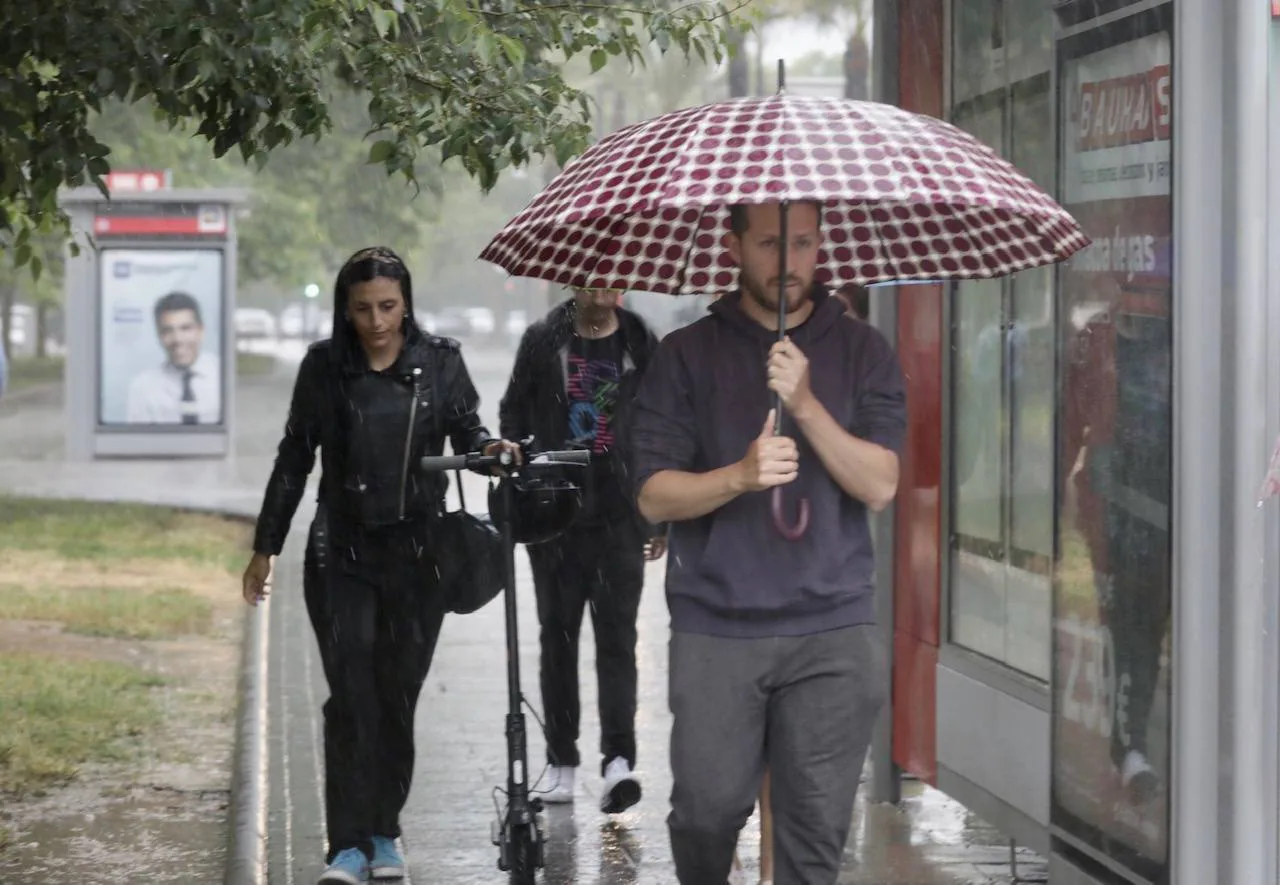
top-left (667, 624), bottom-right (886, 885)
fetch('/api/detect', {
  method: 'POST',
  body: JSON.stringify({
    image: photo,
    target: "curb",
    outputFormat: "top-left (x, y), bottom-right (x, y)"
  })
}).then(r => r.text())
top-left (225, 594), bottom-right (271, 885)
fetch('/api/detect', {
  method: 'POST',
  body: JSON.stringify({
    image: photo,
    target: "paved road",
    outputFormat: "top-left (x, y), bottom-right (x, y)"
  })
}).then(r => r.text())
top-left (0, 340), bottom-right (1046, 885)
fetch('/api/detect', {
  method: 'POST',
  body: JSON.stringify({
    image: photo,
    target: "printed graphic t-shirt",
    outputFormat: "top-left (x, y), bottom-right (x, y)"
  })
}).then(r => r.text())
top-left (566, 330), bottom-right (628, 523)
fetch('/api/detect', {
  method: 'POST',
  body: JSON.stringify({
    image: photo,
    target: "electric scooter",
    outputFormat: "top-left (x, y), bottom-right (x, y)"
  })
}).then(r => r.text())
top-left (419, 444), bottom-right (590, 884)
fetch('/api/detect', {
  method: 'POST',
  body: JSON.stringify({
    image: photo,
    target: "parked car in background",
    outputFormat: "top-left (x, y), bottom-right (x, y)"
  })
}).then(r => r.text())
top-left (620, 290), bottom-right (716, 339)
top-left (278, 304), bottom-right (305, 338)
top-left (430, 308), bottom-right (471, 339)
top-left (235, 308), bottom-right (278, 340)
top-left (504, 310), bottom-right (528, 350)
top-left (6, 305), bottom-right (37, 357)
top-left (461, 307), bottom-right (496, 338)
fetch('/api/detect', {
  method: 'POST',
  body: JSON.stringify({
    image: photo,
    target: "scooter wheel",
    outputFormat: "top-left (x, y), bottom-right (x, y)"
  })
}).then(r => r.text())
top-left (507, 823), bottom-right (539, 885)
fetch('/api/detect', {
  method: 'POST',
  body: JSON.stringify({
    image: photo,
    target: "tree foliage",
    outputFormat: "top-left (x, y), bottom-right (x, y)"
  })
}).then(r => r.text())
top-left (90, 87), bottom-right (451, 288)
top-left (0, 0), bottom-right (747, 259)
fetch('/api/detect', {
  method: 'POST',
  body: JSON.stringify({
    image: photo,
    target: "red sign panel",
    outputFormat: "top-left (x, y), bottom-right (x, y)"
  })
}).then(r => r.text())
top-left (93, 204), bottom-right (227, 238)
top-left (1075, 64), bottom-right (1172, 152)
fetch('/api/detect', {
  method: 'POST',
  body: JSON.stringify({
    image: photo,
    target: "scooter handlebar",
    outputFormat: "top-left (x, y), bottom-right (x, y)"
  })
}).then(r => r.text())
top-left (419, 448), bottom-right (591, 474)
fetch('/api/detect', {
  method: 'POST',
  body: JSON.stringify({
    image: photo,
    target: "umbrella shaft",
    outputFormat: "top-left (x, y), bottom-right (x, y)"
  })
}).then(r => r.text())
top-left (775, 200), bottom-right (790, 436)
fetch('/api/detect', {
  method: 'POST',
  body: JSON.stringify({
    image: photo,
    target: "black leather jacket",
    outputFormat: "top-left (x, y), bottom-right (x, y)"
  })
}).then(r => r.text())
top-left (252, 331), bottom-right (492, 556)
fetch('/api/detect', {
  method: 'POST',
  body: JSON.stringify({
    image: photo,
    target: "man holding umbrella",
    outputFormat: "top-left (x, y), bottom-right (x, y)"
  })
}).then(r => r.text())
top-left (478, 76), bottom-right (1086, 883)
top-left (630, 200), bottom-right (907, 884)
top-left (499, 285), bottom-right (666, 814)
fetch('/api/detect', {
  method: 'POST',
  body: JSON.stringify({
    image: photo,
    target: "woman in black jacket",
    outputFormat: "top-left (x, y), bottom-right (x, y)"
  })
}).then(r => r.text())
top-left (241, 246), bottom-right (516, 885)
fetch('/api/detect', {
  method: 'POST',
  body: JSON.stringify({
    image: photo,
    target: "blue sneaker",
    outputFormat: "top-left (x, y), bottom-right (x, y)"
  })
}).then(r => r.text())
top-left (370, 836), bottom-right (405, 880)
top-left (318, 847), bottom-right (370, 884)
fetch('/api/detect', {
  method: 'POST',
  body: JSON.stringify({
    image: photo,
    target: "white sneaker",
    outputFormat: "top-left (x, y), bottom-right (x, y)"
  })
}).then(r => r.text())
top-left (1121, 749), bottom-right (1158, 801)
top-left (541, 765), bottom-right (575, 804)
top-left (727, 852), bottom-right (747, 885)
top-left (600, 757), bottom-right (641, 814)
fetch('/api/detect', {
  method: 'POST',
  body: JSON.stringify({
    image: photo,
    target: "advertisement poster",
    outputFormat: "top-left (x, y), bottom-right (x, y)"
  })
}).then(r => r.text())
top-left (98, 249), bottom-right (225, 427)
top-left (1053, 25), bottom-right (1172, 879)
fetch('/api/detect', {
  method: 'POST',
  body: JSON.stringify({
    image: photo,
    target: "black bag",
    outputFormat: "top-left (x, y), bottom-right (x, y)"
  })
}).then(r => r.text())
top-left (427, 358), bottom-right (505, 615)
top-left (434, 471), bottom-right (506, 614)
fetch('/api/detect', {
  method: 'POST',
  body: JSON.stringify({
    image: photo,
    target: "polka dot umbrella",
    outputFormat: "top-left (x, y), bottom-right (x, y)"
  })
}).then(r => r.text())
top-left (480, 95), bottom-right (1090, 296)
top-left (482, 69), bottom-right (1089, 540)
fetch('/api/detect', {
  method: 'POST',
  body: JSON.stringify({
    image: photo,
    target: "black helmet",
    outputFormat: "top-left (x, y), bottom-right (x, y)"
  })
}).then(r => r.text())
top-left (488, 464), bottom-right (585, 545)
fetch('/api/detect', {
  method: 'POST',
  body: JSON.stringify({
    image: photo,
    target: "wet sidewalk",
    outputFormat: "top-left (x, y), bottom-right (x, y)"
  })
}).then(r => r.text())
top-left (265, 475), bottom-right (1047, 885)
top-left (0, 349), bottom-right (1048, 884)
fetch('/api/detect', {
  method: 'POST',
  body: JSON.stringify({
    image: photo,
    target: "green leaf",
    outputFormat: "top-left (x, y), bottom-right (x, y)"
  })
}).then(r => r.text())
top-left (497, 35), bottom-right (526, 69)
top-left (475, 30), bottom-right (496, 67)
top-left (371, 6), bottom-right (396, 39)
top-left (590, 48), bottom-right (608, 72)
top-left (367, 139), bottom-right (395, 164)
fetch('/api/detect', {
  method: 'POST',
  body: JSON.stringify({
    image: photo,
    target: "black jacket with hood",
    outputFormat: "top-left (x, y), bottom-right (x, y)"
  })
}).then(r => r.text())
top-left (498, 298), bottom-right (662, 538)
top-left (252, 285), bottom-right (492, 557)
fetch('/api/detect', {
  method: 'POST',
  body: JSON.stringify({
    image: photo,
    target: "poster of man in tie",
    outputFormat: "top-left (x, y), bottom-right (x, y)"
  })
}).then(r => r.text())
top-left (98, 248), bottom-right (225, 427)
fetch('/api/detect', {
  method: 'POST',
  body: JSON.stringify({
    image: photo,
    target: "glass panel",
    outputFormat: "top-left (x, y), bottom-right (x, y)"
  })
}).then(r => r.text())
top-left (1006, 81), bottom-right (1054, 680)
top-left (1005, 0), bottom-right (1054, 84)
top-left (949, 101), bottom-right (1008, 662)
top-left (952, 0), bottom-right (1005, 104)
top-left (1052, 12), bottom-right (1173, 883)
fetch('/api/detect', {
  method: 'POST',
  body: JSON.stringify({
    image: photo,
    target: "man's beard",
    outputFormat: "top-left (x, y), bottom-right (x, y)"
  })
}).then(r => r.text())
top-left (742, 269), bottom-right (812, 314)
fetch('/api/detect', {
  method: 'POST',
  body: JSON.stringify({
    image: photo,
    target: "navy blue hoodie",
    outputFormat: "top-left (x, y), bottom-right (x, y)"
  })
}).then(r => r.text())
top-left (629, 287), bottom-right (907, 638)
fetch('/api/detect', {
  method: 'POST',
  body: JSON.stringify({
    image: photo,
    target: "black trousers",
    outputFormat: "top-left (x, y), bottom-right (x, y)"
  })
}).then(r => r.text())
top-left (303, 513), bottom-right (446, 863)
top-left (527, 520), bottom-right (645, 774)
top-left (1100, 503), bottom-right (1171, 767)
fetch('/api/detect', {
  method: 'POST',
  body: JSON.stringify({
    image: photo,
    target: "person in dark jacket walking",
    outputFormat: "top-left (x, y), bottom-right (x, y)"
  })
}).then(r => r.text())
top-left (498, 287), bottom-right (665, 814)
top-left (631, 201), bottom-right (907, 885)
top-left (241, 246), bottom-right (518, 885)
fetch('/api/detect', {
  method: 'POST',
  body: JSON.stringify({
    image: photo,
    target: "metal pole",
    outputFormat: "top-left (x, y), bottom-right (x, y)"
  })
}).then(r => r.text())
top-left (1171, 0), bottom-right (1224, 879)
top-left (867, 0), bottom-right (903, 808)
top-left (1224, 0), bottom-right (1277, 879)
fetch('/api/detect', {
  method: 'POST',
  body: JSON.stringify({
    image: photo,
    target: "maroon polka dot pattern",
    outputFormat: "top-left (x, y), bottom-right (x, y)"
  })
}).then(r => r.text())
top-left (480, 95), bottom-right (1091, 294)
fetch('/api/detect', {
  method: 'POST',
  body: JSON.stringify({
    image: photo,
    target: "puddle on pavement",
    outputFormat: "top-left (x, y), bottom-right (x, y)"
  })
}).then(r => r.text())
top-left (0, 780), bottom-right (228, 884)
top-left (843, 781), bottom-right (1047, 885)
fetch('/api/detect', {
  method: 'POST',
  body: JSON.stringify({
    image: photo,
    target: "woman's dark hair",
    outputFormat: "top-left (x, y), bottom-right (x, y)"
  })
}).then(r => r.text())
top-left (334, 246), bottom-right (413, 319)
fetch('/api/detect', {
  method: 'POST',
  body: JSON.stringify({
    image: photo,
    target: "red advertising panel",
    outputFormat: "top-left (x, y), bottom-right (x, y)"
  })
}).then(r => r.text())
top-left (93, 203), bottom-right (227, 238)
top-left (1052, 14), bottom-right (1173, 883)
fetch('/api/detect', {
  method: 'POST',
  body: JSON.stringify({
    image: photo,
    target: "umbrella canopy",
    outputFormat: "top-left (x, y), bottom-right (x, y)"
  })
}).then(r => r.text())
top-left (481, 94), bottom-right (1090, 295)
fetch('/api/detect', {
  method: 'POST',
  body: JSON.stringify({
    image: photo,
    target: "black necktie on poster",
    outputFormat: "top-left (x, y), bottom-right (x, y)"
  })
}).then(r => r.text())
top-left (181, 369), bottom-right (197, 425)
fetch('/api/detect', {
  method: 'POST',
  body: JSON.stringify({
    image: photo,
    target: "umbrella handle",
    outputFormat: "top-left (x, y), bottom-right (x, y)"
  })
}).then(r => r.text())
top-left (771, 486), bottom-right (810, 541)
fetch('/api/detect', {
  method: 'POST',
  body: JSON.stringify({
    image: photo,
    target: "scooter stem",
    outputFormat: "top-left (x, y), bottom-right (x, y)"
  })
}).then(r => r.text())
top-left (500, 476), bottom-right (533, 818)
